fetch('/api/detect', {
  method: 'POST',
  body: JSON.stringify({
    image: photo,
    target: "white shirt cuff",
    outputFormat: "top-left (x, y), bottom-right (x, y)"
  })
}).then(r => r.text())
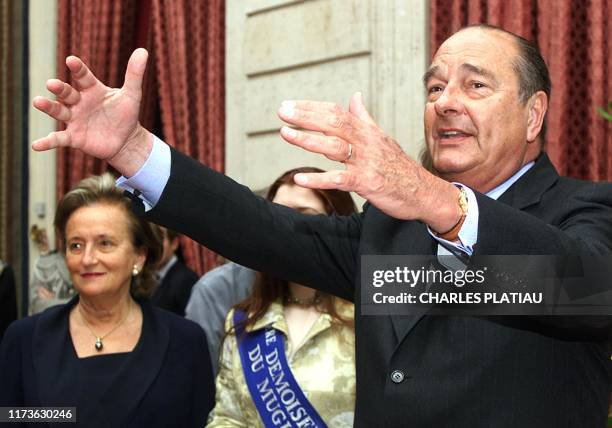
top-left (116, 135), bottom-right (171, 211)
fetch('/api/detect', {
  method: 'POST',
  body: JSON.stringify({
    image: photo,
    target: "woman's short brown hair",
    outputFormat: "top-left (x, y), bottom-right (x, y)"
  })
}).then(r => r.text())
top-left (54, 173), bottom-right (163, 297)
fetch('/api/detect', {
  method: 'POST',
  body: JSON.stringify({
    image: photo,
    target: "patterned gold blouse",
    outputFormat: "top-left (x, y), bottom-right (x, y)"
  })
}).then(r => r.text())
top-left (207, 299), bottom-right (355, 427)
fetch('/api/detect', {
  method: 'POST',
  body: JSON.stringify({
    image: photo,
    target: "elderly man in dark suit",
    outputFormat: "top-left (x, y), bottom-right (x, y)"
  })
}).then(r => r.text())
top-left (32, 24), bottom-right (612, 427)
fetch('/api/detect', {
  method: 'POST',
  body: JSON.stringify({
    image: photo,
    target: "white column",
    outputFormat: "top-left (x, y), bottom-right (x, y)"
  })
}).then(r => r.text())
top-left (226, 0), bottom-right (429, 202)
top-left (28, 0), bottom-right (58, 275)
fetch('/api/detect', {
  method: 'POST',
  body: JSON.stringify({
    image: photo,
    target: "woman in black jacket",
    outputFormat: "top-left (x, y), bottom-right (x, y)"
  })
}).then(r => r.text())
top-left (0, 173), bottom-right (214, 427)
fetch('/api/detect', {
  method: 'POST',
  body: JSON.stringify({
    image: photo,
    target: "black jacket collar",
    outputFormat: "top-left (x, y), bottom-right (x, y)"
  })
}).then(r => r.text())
top-left (497, 153), bottom-right (559, 209)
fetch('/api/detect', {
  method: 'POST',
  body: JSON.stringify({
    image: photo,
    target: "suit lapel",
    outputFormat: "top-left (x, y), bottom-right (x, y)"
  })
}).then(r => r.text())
top-left (497, 153), bottom-right (559, 209)
top-left (33, 297), bottom-right (81, 407)
top-left (389, 222), bottom-right (438, 343)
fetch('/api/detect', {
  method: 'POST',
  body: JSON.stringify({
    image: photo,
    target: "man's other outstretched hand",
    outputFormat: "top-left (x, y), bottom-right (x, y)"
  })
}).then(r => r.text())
top-left (32, 48), bottom-right (153, 177)
top-left (277, 93), bottom-right (462, 233)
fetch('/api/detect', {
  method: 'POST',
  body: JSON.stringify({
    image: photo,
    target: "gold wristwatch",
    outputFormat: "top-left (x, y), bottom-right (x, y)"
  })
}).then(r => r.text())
top-left (436, 187), bottom-right (468, 241)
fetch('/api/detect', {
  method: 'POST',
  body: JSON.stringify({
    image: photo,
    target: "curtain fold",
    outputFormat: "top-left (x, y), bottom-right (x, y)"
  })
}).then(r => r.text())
top-left (56, 0), bottom-right (141, 198)
top-left (0, 0), bottom-right (14, 263)
top-left (0, 0), bottom-right (27, 315)
top-left (430, 0), bottom-right (611, 181)
top-left (150, 0), bottom-right (225, 274)
top-left (56, 0), bottom-right (225, 275)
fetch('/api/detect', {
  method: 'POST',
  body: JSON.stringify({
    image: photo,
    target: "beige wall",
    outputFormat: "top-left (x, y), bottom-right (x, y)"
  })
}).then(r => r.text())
top-left (26, 0), bottom-right (429, 273)
top-left (28, 0), bottom-right (57, 272)
top-left (226, 0), bottom-right (429, 201)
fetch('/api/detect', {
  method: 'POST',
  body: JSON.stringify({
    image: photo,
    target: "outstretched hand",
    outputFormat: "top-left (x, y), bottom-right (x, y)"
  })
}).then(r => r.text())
top-left (32, 48), bottom-right (152, 177)
top-left (277, 92), bottom-right (460, 232)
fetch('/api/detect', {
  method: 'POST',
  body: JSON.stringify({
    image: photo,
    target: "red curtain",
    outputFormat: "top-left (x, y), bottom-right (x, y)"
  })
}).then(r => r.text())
top-left (56, 0), bottom-right (141, 197)
top-left (150, 0), bottom-right (225, 274)
top-left (56, 0), bottom-right (225, 275)
top-left (431, 0), bottom-right (611, 181)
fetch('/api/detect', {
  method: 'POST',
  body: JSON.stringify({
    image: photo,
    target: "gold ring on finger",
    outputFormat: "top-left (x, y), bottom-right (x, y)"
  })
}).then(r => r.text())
top-left (342, 143), bottom-right (353, 162)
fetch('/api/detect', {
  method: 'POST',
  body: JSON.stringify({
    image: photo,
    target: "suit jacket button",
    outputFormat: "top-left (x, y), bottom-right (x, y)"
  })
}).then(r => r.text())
top-left (390, 370), bottom-right (405, 383)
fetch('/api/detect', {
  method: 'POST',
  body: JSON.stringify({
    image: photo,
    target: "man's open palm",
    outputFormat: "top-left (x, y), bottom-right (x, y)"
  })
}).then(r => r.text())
top-left (32, 48), bottom-right (148, 164)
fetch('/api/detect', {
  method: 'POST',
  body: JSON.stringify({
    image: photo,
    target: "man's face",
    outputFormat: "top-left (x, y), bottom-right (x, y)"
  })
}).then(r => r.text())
top-left (423, 28), bottom-right (541, 192)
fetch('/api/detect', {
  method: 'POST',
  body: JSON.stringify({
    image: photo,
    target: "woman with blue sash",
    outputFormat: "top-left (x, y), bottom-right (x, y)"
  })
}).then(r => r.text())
top-left (207, 167), bottom-right (357, 428)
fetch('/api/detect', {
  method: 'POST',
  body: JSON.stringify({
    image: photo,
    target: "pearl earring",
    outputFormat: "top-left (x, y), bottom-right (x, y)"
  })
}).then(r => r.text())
top-left (132, 265), bottom-right (139, 276)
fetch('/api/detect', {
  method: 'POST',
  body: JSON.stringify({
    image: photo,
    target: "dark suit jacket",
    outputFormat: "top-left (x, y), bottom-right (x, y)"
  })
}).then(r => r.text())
top-left (0, 296), bottom-right (215, 427)
top-left (139, 149), bottom-right (612, 428)
top-left (0, 263), bottom-right (17, 342)
top-left (152, 259), bottom-right (198, 316)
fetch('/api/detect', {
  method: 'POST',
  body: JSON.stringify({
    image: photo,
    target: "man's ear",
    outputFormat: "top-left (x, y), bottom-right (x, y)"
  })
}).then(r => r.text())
top-left (170, 237), bottom-right (180, 253)
top-left (526, 91), bottom-right (548, 143)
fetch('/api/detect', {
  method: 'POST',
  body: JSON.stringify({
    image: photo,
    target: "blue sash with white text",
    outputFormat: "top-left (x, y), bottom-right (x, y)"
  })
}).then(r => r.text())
top-left (234, 309), bottom-right (328, 428)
